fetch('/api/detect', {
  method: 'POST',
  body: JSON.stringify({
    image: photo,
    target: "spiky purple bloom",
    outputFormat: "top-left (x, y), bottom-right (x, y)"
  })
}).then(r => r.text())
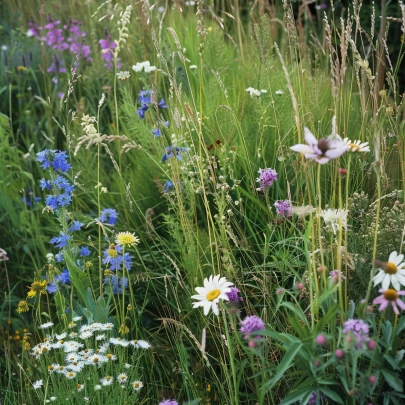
top-left (256, 168), bottom-right (277, 191)
top-left (343, 319), bottom-right (369, 348)
top-left (159, 400), bottom-right (178, 405)
top-left (99, 208), bottom-right (118, 225)
top-left (240, 315), bottom-right (265, 340)
top-left (274, 200), bottom-right (292, 217)
top-left (226, 287), bottom-right (243, 306)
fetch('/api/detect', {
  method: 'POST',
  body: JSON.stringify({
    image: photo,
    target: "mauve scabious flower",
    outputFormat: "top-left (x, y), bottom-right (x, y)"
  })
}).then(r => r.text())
top-left (343, 319), bottom-right (369, 347)
top-left (274, 200), bottom-right (292, 217)
top-left (373, 288), bottom-right (405, 315)
top-left (159, 400), bottom-right (178, 405)
top-left (329, 270), bottom-right (345, 283)
top-left (290, 127), bottom-right (347, 164)
top-left (256, 168), bottom-right (277, 191)
top-left (226, 287), bottom-right (243, 306)
top-left (240, 315), bottom-right (265, 340)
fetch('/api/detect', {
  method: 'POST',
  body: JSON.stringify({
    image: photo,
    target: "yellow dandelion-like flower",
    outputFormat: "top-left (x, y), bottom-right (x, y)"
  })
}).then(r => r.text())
top-left (115, 232), bottom-right (140, 247)
top-left (27, 280), bottom-right (47, 298)
top-left (17, 300), bottom-right (29, 313)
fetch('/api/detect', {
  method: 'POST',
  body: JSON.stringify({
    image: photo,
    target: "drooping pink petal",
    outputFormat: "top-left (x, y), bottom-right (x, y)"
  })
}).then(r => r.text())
top-left (395, 298), bottom-right (405, 310)
top-left (391, 301), bottom-right (399, 315)
top-left (378, 300), bottom-right (389, 312)
top-left (304, 128), bottom-right (317, 146)
top-left (290, 144), bottom-right (315, 154)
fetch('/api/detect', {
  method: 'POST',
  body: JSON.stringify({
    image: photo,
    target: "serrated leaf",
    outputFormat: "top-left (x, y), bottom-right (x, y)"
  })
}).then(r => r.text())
top-left (381, 369), bottom-right (403, 392)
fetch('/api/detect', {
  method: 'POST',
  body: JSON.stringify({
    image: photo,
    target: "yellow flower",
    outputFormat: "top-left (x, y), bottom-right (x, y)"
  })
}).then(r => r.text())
top-left (27, 280), bottom-right (47, 298)
top-left (115, 232), bottom-right (140, 247)
top-left (17, 300), bottom-right (29, 313)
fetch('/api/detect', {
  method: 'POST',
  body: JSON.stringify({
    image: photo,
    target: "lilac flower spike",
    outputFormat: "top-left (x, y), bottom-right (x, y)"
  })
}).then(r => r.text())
top-left (290, 127), bottom-right (347, 164)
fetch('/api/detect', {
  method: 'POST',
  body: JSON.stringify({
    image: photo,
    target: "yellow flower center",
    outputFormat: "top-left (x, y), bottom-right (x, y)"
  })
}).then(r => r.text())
top-left (385, 262), bottom-right (398, 274)
top-left (108, 248), bottom-right (118, 258)
top-left (349, 143), bottom-right (361, 151)
top-left (93, 357), bottom-right (98, 363)
top-left (384, 289), bottom-right (398, 301)
top-left (134, 382), bottom-right (139, 388)
top-left (48, 366), bottom-right (54, 370)
top-left (121, 376), bottom-right (126, 380)
top-left (107, 353), bottom-right (112, 358)
top-left (106, 376), bottom-right (111, 381)
top-left (69, 372), bottom-right (74, 377)
top-left (77, 384), bottom-right (81, 389)
top-left (206, 289), bottom-right (221, 301)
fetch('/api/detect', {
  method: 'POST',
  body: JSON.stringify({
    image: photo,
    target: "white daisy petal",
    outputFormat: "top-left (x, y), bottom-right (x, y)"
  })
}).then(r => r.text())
top-left (372, 270), bottom-right (385, 286)
top-left (388, 251), bottom-right (398, 263)
top-left (382, 273), bottom-right (391, 290)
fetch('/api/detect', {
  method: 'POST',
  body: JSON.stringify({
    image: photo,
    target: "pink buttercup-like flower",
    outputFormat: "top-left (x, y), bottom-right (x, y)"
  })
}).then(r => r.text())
top-left (373, 288), bottom-right (405, 315)
top-left (290, 127), bottom-right (347, 164)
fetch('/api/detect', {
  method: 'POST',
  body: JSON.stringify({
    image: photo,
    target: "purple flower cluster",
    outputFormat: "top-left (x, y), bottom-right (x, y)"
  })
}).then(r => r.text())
top-left (136, 89), bottom-right (167, 119)
top-left (159, 400), bottom-right (178, 405)
top-left (103, 275), bottom-right (128, 294)
top-left (329, 270), bottom-right (346, 283)
top-left (103, 245), bottom-right (132, 271)
top-left (240, 315), bottom-right (265, 340)
top-left (226, 287), bottom-right (243, 306)
top-left (343, 319), bottom-right (369, 347)
top-left (256, 168), bottom-right (277, 191)
top-left (99, 30), bottom-right (119, 70)
top-left (99, 208), bottom-right (118, 225)
top-left (28, 16), bottom-right (92, 62)
top-left (274, 200), bottom-right (292, 217)
top-left (308, 391), bottom-right (322, 404)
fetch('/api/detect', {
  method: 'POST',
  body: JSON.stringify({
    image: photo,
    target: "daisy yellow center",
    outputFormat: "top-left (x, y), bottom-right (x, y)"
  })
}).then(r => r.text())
top-left (93, 357), bottom-right (98, 363)
top-left (77, 384), bottom-right (81, 389)
top-left (121, 376), bottom-right (126, 380)
top-left (106, 376), bottom-right (111, 381)
top-left (349, 143), bottom-right (360, 151)
top-left (385, 262), bottom-right (397, 274)
top-left (134, 382), bottom-right (139, 388)
top-left (108, 248), bottom-right (118, 258)
top-left (384, 289), bottom-right (398, 301)
top-left (69, 372), bottom-right (74, 377)
top-left (206, 289), bottom-right (221, 301)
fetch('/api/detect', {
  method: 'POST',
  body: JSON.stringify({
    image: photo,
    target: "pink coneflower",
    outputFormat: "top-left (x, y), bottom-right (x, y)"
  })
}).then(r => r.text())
top-left (290, 127), bottom-right (347, 164)
top-left (373, 288), bottom-right (405, 315)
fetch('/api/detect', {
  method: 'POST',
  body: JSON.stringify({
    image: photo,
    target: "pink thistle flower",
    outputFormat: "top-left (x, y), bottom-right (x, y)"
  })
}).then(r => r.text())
top-left (315, 334), bottom-right (326, 345)
top-left (290, 127), bottom-right (347, 164)
top-left (373, 288), bottom-right (405, 315)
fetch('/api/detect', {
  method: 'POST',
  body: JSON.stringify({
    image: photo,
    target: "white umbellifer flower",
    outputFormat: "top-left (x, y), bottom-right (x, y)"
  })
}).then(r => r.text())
top-left (33, 380), bottom-right (43, 389)
top-left (39, 322), bottom-right (54, 329)
top-left (73, 316), bottom-right (83, 322)
top-left (372, 251), bottom-right (405, 291)
top-left (189, 65), bottom-right (197, 69)
top-left (320, 209), bottom-right (348, 234)
top-left (132, 380), bottom-right (143, 391)
top-left (246, 87), bottom-right (261, 97)
top-left (117, 373), bottom-right (128, 384)
top-left (275, 90), bottom-right (284, 95)
top-left (117, 71), bottom-right (130, 80)
top-left (144, 65), bottom-right (156, 73)
top-left (191, 274), bottom-right (234, 316)
top-left (100, 376), bottom-right (114, 386)
top-left (132, 61), bottom-right (156, 73)
top-left (343, 137), bottom-right (370, 153)
top-left (185, 0), bottom-right (196, 5)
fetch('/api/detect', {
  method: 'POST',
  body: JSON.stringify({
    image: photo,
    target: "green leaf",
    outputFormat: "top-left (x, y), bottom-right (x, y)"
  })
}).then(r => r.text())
top-left (280, 388), bottom-right (313, 405)
top-left (384, 354), bottom-right (401, 371)
top-left (395, 316), bottom-right (405, 336)
top-left (382, 321), bottom-right (393, 344)
top-left (281, 302), bottom-right (309, 327)
top-left (381, 369), bottom-right (403, 392)
top-left (263, 341), bottom-right (303, 392)
top-left (319, 387), bottom-right (344, 404)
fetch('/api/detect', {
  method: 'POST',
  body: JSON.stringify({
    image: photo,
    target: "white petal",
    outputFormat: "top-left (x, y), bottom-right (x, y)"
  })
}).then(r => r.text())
top-left (203, 302), bottom-right (211, 316)
top-left (372, 271), bottom-right (385, 286)
top-left (304, 128), bottom-right (317, 146)
top-left (388, 251), bottom-right (398, 263)
top-left (393, 254), bottom-right (404, 265)
top-left (382, 274), bottom-right (391, 290)
top-left (212, 303), bottom-right (219, 316)
top-left (290, 144), bottom-right (315, 154)
top-left (392, 275), bottom-right (401, 291)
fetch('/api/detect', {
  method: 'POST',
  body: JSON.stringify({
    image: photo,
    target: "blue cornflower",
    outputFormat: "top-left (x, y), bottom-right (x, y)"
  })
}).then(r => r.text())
top-left (158, 99), bottom-right (168, 109)
top-left (164, 180), bottom-right (174, 193)
top-left (55, 269), bottom-right (70, 284)
top-left (103, 275), bottom-right (128, 294)
top-left (36, 149), bottom-right (72, 173)
top-left (50, 232), bottom-right (70, 249)
top-left (138, 90), bottom-right (152, 104)
top-left (161, 146), bottom-right (188, 162)
top-left (45, 195), bottom-right (59, 210)
top-left (46, 282), bottom-right (58, 294)
top-left (99, 208), bottom-right (118, 225)
top-left (40, 179), bottom-right (52, 190)
top-left (136, 104), bottom-right (149, 119)
top-left (79, 246), bottom-right (91, 257)
top-left (69, 221), bottom-right (83, 232)
top-left (103, 244), bottom-right (132, 271)
top-left (55, 252), bottom-right (65, 262)
top-left (52, 175), bottom-right (75, 193)
top-left (152, 121), bottom-right (169, 137)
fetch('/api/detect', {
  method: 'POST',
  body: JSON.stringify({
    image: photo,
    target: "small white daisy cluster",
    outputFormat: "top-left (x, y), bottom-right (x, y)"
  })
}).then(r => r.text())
top-left (246, 87), bottom-right (267, 97)
top-left (30, 320), bottom-right (150, 395)
top-left (132, 61), bottom-right (156, 73)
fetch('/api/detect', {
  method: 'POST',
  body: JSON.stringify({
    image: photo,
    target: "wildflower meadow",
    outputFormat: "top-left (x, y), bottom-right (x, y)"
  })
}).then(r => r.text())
top-left (2, 0), bottom-right (405, 404)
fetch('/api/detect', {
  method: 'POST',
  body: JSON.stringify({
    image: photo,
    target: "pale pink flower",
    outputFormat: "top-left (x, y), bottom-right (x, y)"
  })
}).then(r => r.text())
top-left (290, 128), bottom-right (347, 164)
top-left (373, 288), bottom-right (405, 315)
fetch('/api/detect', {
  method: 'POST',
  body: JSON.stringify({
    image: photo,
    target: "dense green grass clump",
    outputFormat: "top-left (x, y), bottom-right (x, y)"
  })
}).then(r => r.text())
top-left (1, 0), bottom-right (405, 404)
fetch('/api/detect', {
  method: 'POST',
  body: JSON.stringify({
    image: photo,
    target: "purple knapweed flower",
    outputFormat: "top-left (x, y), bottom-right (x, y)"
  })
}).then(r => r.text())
top-left (226, 287), bottom-right (243, 306)
top-left (290, 127), bottom-right (347, 164)
top-left (274, 200), bottom-right (292, 217)
top-left (256, 168), bottom-right (277, 191)
top-left (343, 319), bottom-right (369, 348)
top-left (240, 315), bottom-right (265, 340)
top-left (99, 30), bottom-right (117, 69)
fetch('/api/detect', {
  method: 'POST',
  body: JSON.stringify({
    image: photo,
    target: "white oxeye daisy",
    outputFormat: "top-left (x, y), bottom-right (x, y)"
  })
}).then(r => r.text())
top-left (80, 331), bottom-right (94, 340)
top-left (55, 332), bottom-right (67, 340)
top-left (130, 339), bottom-right (151, 349)
top-left (77, 383), bottom-right (85, 392)
top-left (65, 371), bottom-right (76, 379)
top-left (132, 380), bottom-right (143, 391)
top-left (73, 316), bottom-right (83, 322)
top-left (100, 376), bottom-right (114, 386)
top-left (191, 274), bottom-right (234, 316)
top-left (33, 380), bottom-right (43, 389)
top-left (117, 373), bottom-right (128, 384)
top-left (372, 251), bottom-right (405, 291)
top-left (39, 322), bottom-right (54, 329)
top-left (343, 138), bottom-right (370, 153)
top-left (96, 334), bottom-right (106, 341)
top-left (65, 353), bottom-right (79, 363)
top-left (66, 362), bottom-right (85, 372)
top-left (102, 323), bottom-right (114, 331)
top-left (48, 364), bottom-right (59, 373)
